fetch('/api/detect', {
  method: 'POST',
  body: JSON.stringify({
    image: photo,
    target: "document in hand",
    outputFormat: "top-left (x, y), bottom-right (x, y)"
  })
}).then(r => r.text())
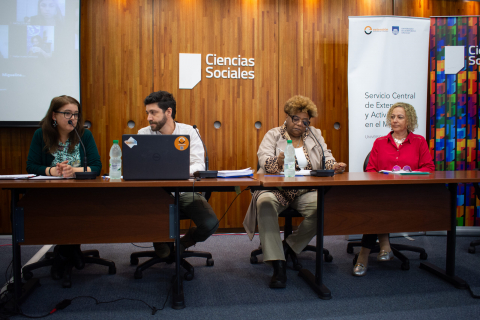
top-left (379, 170), bottom-right (431, 175)
top-left (217, 168), bottom-right (254, 178)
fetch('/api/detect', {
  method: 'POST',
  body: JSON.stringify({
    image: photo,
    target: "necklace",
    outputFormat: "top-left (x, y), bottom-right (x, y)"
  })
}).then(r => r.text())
top-left (292, 137), bottom-right (302, 148)
top-left (393, 137), bottom-right (406, 145)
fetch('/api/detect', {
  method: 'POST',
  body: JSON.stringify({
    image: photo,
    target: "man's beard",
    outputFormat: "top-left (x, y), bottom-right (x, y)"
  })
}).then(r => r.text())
top-left (150, 117), bottom-right (167, 132)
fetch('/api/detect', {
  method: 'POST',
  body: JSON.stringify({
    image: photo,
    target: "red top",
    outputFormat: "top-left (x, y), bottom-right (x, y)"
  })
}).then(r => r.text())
top-left (365, 132), bottom-right (435, 172)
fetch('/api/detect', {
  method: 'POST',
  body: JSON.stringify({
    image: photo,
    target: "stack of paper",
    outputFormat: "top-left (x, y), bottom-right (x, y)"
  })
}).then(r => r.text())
top-left (0, 174), bottom-right (36, 179)
top-left (217, 168), bottom-right (254, 178)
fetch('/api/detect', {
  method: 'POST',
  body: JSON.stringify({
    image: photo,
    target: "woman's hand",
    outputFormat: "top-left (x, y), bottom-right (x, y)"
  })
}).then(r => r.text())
top-left (56, 161), bottom-right (75, 178)
top-left (277, 152), bottom-right (285, 168)
top-left (333, 162), bottom-right (347, 174)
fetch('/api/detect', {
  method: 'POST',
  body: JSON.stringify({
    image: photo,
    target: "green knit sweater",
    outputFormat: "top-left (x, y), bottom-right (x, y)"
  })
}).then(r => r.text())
top-left (26, 128), bottom-right (102, 176)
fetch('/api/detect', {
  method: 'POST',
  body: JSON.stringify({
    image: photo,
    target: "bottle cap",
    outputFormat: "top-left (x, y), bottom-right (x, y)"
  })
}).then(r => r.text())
top-left (287, 140), bottom-right (292, 143)
top-left (113, 140), bottom-right (119, 144)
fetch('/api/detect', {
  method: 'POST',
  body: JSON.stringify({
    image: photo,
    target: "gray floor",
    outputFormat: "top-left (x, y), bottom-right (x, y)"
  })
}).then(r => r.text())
top-left (1, 234), bottom-right (480, 319)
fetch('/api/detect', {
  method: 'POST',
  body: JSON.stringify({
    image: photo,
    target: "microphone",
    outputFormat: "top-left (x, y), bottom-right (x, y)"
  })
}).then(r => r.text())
top-left (192, 125), bottom-right (218, 179)
top-left (68, 120), bottom-right (97, 180)
top-left (302, 120), bottom-right (335, 177)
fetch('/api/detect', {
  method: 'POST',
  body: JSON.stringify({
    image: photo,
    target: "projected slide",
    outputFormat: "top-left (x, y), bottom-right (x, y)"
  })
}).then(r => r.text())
top-left (0, 0), bottom-right (80, 123)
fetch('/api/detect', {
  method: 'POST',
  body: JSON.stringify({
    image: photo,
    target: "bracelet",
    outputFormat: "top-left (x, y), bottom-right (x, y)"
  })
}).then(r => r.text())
top-left (48, 167), bottom-right (53, 176)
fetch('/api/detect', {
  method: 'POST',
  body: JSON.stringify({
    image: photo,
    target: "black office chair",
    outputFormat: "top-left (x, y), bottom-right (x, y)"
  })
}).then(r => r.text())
top-left (130, 192), bottom-right (214, 281)
top-left (250, 162), bottom-right (333, 270)
top-left (22, 247), bottom-right (116, 288)
top-left (347, 152), bottom-right (428, 270)
top-left (468, 184), bottom-right (480, 254)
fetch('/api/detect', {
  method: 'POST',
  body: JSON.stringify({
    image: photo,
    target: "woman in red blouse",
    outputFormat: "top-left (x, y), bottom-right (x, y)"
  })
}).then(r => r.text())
top-left (353, 102), bottom-right (435, 277)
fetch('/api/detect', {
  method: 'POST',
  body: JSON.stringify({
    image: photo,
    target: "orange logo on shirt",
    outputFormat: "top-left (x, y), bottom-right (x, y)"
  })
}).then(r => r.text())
top-left (175, 136), bottom-right (189, 151)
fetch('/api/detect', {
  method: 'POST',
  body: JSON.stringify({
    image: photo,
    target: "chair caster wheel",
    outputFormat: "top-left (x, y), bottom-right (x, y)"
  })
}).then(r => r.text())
top-left (468, 246), bottom-right (476, 254)
top-left (324, 254), bottom-right (333, 263)
top-left (184, 272), bottom-right (194, 281)
top-left (293, 263), bottom-right (302, 271)
top-left (401, 261), bottom-right (410, 270)
top-left (420, 252), bottom-right (428, 260)
top-left (346, 246), bottom-right (353, 254)
top-left (250, 256), bottom-right (258, 264)
top-left (206, 258), bottom-right (214, 266)
top-left (130, 257), bottom-right (139, 265)
top-left (23, 271), bottom-right (33, 280)
top-left (134, 270), bottom-right (143, 279)
top-left (109, 266), bottom-right (116, 275)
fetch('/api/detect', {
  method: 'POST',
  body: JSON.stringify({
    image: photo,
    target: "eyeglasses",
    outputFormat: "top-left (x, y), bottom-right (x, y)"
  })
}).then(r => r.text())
top-left (392, 165), bottom-right (412, 172)
top-left (289, 114), bottom-right (310, 126)
top-left (55, 111), bottom-right (80, 120)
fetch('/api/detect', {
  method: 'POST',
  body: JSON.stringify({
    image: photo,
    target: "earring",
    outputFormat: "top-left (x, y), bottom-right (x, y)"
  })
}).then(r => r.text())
top-left (53, 120), bottom-right (57, 127)
top-left (284, 120), bottom-right (287, 125)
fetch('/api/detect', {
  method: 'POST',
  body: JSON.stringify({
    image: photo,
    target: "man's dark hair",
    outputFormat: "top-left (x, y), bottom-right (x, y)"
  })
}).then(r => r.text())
top-left (144, 90), bottom-right (176, 120)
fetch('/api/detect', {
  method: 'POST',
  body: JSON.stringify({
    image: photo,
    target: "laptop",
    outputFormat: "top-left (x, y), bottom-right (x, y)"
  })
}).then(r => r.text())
top-left (122, 134), bottom-right (190, 180)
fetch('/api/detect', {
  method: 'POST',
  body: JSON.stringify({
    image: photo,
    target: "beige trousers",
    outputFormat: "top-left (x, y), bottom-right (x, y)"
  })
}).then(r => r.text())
top-left (256, 191), bottom-right (317, 262)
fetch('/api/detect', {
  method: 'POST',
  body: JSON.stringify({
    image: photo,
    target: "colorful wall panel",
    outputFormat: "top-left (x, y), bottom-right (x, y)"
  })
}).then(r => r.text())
top-left (430, 16), bottom-right (480, 226)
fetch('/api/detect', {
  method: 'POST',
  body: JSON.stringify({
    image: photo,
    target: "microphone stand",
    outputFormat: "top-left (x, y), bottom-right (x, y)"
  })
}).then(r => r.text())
top-left (68, 120), bottom-right (97, 180)
top-left (192, 125), bottom-right (218, 179)
top-left (303, 120), bottom-right (335, 177)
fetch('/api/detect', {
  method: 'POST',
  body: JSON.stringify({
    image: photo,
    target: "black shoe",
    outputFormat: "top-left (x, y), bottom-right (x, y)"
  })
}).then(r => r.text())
top-left (269, 260), bottom-right (287, 288)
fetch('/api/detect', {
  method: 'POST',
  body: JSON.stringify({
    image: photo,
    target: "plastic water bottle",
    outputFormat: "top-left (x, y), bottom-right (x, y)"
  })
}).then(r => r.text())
top-left (284, 140), bottom-right (296, 178)
top-left (109, 140), bottom-right (122, 179)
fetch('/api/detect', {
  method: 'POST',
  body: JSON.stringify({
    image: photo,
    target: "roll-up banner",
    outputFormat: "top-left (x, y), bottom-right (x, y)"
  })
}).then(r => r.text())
top-left (348, 16), bottom-right (430, 173)
top-left (430, 16), bottom-right (480, 227)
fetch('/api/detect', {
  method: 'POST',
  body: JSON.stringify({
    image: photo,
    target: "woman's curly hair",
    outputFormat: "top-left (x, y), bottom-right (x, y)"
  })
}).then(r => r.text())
top-left (386, 102), bottom-right (418, 132)
top-left (284, 95), bottom-right (318, 118)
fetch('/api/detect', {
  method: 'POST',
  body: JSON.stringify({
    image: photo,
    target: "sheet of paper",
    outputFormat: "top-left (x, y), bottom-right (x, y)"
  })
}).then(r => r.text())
top-left (0, 174), bottom-right (36, 179)
top-left (29, 176), bottom-right (74, 180)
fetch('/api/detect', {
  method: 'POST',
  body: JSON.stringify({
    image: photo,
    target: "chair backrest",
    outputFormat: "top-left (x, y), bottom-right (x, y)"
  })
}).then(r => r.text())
top-left (363, 152), bottom-right (371, 172)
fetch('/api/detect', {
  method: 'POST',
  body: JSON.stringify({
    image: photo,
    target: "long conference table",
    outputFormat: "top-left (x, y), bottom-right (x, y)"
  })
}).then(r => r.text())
top-left (1, 177), bottom-right (260, 310)
top-left (256, 171), bottom-right (480, 299)
top-left (2, 171), bottom-right (479, 308)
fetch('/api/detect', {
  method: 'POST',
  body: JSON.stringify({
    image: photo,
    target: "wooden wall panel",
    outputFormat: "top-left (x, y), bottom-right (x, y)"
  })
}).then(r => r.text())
top-left (3, 0), bottom-right (480, 234)
top-left (278, 0), bottom-right (392, 169)
top-left (80, 0), bottom-right (154, 176)
top-left (395, 0), bottom-right (480, 17)
top-left (153, 0), bottom-right (278, 229)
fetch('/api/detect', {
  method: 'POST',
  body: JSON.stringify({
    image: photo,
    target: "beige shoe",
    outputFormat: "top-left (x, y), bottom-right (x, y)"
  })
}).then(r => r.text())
top-left (377, 250), bottom-right (394, 262)
top-left (153, 242), bottom-right (170, 258)
top-left (353, 263), bottom-right (367, 277)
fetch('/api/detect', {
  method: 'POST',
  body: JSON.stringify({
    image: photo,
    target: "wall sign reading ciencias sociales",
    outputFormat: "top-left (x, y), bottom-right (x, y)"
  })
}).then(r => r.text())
top-left (179, 53), bottom-right (255, 89)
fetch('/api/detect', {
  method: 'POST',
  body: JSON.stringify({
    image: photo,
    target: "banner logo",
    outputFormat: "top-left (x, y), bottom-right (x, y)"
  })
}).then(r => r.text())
top-left (364, 26), bottom-right (372, 35)
top-left (392, 26), bottom-right (399, 35)
top-left (445, 46), bottom-right (465, 75)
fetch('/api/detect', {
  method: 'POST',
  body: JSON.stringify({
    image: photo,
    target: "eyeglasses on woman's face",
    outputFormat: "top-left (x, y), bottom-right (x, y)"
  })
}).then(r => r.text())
top-left (54, 111), bottom-right (80, 120)
top-left (289, 114), bottom-right (310, 127)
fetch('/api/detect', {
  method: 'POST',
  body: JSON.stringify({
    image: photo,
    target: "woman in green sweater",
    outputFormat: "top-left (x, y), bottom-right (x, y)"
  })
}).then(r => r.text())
top-left (26, 95), bottom-right (101, 177)
top-left (26, 95), bottom-right (102, 280)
